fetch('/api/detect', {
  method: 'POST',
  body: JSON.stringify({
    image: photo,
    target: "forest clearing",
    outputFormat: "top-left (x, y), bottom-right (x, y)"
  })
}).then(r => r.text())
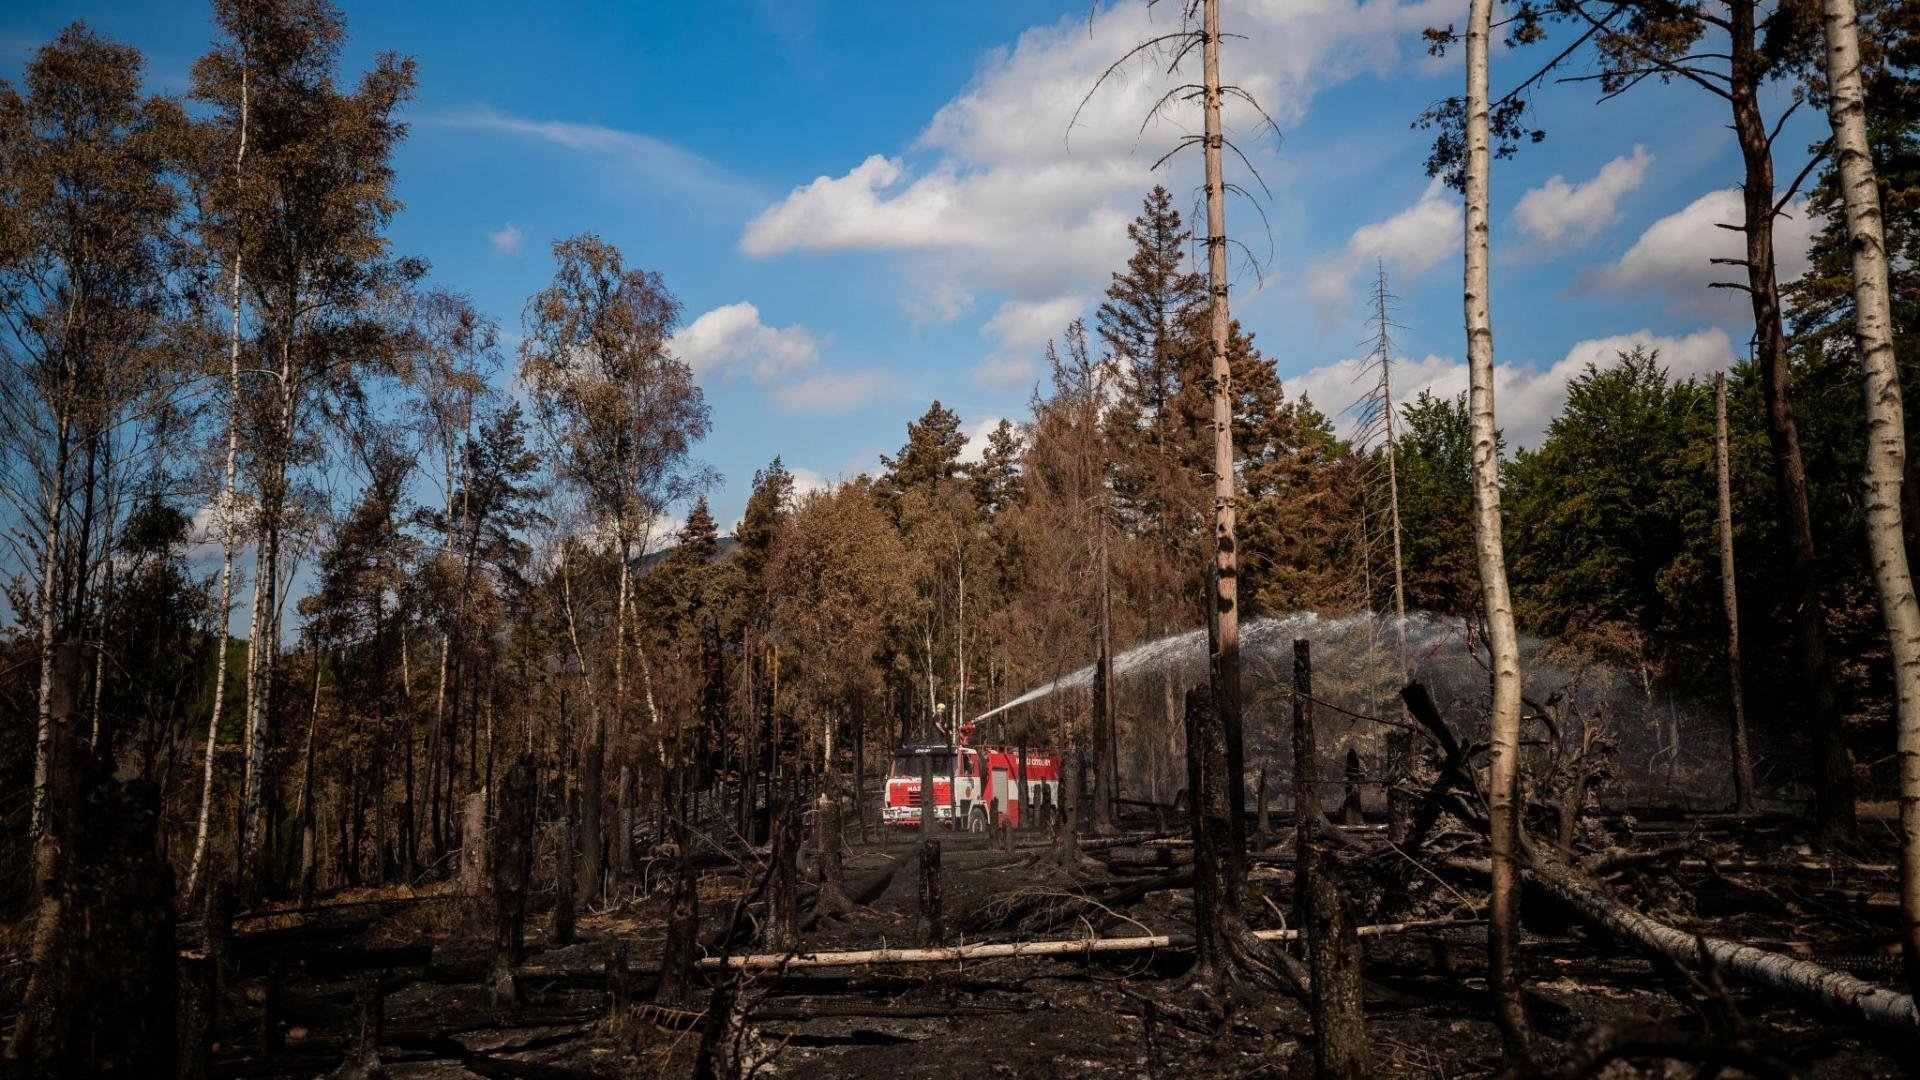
top-left (3, 0), bottom-right (1920, 1076)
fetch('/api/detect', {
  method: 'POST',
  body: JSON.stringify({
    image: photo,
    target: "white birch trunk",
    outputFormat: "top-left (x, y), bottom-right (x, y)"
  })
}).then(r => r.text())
top-left (28, 416), bottom-right (70, 893)
top-left (1464, 0), bottom-right (1531, 1052)
top-left (1819, 0), bottom-right (1920, 995)
top-left (187, 51), bottom-right (249, 899)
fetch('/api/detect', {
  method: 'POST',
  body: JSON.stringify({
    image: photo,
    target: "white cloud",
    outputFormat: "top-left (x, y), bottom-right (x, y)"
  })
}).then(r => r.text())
top-left (788, 466), bottom-right (832, 498)
top-left (1581, 188), bottom-right (1821, 315)
top-left (771, 370), bottom-right (889, 413)
top-left (438, 106), bottom-right (761, 212)
top-left (488, 222), bottom-right (523, 255)
top-left (670, 302), bottom-right (822, 383)
top-left (973, 296), bottom-right (1087, 387)
top-left (960, 416), bottom-right (1008, 464)
top-left (972, 353), bottom-right (1043, 390)
top-left (742, 0), bottom-right (1455, 323)
top-left (1291, 327), bottom-right (1735, 449)
top-left (1512, 146), bottom-right (1652, 249)
top-left (667, 302), bottom-right (882, 413)
top-left (1304, 178), bottom-right (1461, 315)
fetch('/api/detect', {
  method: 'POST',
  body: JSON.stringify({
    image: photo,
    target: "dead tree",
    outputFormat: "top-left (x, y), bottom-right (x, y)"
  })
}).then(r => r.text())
top-left (765, 776), bottom-right (799, 952)
top-left (657, 835), bottom-right (701, 1006)
top-left (552, 808), bottom-right (577, 947)
top-left (1294, 641), bottom-right (1368, 1078)
top-left (813, 791), bottom-right (851, 917)
top-left (1185, 685), bottom-right (1282, 993)
top-left (6, 768), bottom-right (177, 1076)
top-left (490, 756), bottom-right (533, 1006)
top-left (1714, 372), bottom-right (1756, 814)
top-left (919, 838), bottom-right (945, 946)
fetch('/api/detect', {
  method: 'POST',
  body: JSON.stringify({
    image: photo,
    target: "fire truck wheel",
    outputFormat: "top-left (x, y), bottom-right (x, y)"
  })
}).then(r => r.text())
top-left (966, 806), bottom-right (988, 833)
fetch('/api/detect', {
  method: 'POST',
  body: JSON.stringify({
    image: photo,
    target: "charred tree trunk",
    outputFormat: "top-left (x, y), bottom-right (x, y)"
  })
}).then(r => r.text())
top-left (1198, 0), bottom-right (1250, 894)
top-left (490, 756), bottom-right (532, 1007)
top-left (1731, 0), bottom-right (1855, 844)
top-left (459, 789), bottom-right (487, 902)
top-left (766, 777), bottom-right (799, 952)
top-left (1186, 684), bottom-right (1265, 990)
top-left (919, 838), bottom-right (945, 946)
top-left (578, 736), bottom-right (604, 909)
top-left (814, 792), bottom-right (850, 917)
top-left (552, 809), bottom-right (577, 947)
top-left (1296, 642), bottom-right (1366, 1077)
top-left (7, 769), bottom-right (177, 1076)
top-left (1092, 509), bottom-right (1117, 835)
top-left (1715, 372), bottom-right (1757, 814)
top-left (657, 829), bottom-right (701, 1006)
top-left (919, 752), bottom-right (937, 840)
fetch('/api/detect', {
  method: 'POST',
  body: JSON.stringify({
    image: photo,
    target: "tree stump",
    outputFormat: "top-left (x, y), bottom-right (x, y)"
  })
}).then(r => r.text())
top-left (490, 757), bottom-right (534, 1006)
top-left (458, 789), bottom-right (488, 901)
top-left (657, 835), bottom-right (701, 1006)
top-left (552, 813), bottom-right (578, 947)
top-left (813, 793), bottom-right (851, 917)
top-left (919, 839), bottom-right (945, 946)
top-left (6, 762), bottom-right (178, 1077)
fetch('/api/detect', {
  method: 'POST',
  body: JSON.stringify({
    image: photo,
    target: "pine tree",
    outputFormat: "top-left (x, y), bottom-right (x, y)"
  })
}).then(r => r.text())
top-left (882, 401), bottom-right (967, 502)
top-left (970, 419), bottom-right (1025, 516)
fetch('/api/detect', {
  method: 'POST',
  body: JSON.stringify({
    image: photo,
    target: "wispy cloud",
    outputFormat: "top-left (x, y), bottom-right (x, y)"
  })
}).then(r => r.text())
top-left (772, 370), bottom-right (889, 413)
top-left (437, 105), bottom-right (762, 214)
top-left (487, 221), bottom-right (522, 255)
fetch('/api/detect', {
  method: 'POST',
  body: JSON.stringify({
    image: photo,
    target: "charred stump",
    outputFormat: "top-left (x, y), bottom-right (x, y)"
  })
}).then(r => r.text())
top-left (813, 792), bottom-right (851, 917)
top-left (6, 765), bottom-right (178, 1077)
top-left (552, 811), bottom-right (577, 947)
top-left (1297, 637), bottom-right (1366, 1077)
top-left (657, 834), bottom-right (701, 1006)
top-left (919, 838), bottom-right (945, 946)
top-left (489, 756), bottom-right (533, 1006)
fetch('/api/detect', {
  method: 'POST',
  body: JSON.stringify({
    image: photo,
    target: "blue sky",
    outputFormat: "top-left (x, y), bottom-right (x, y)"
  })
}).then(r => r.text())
top-left (3, 0), bottom-right (1831, 535)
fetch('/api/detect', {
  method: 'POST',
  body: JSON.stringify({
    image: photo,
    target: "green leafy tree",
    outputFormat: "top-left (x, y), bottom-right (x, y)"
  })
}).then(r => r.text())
top-left (1505, 349), bottom-right (1718, 673)
top-left (1393, 391), bottom-right (1481, 615)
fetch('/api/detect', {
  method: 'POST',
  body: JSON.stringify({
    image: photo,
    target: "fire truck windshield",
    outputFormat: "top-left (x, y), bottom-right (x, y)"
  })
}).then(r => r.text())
top-left (890, 751), bottom-right (953, 777)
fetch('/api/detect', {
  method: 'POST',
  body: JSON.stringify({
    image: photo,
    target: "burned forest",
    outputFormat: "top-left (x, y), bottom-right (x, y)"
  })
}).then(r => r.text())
top-left (6, 0), bottom-right (1920, 1075)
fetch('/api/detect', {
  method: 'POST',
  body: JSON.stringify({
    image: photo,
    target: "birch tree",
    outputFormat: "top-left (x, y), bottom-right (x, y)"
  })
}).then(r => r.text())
top-left (1817, 0), bottom-right (1920, 995)
top-left (0, 24), bottom-right (181, 892)
top-left (1462, 0), bottom-right (1533, 1055)
top-left (520, 234), bottom-right (710, 901)
top-left (189, 0), bottom-right (421, 894)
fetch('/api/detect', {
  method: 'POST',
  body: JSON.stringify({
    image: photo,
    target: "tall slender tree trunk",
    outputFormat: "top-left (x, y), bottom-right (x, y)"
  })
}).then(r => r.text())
top-left (1730, 0), bottom-right (1856, 844)
top-left (1463, 0), bottom-right (1532, 1056)
top-left (1818, 0), bottom-right (1920, 994)
top-left (188, 50), bottom-right (249, 901)
top-left (1376, 263), bottom-right (1409, 677)
top-left (1715, 373), bottom-right (1756, 814)
top-left (28, 411), bottom-right (72, 896)
top-left (1199, 0), bottom-right (1246, 882)
top-left (1091, 501), bottom-right (1116, 834)
top-left (297, 645), bottom-right (322, 906)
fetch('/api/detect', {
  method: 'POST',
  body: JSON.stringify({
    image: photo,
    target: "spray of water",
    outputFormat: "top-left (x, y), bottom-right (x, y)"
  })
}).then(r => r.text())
top-left (975, 612), bottom-right (1442, 722)
top-left (973, 610), bottom-right (1733, 804)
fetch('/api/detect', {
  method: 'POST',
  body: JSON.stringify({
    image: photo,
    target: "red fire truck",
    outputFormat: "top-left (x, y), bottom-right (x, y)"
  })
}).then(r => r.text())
top-left (883, 741), bottom-right (1062, 830)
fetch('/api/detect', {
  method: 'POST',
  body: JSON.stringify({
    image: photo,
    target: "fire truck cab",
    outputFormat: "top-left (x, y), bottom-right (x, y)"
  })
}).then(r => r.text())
top-left (883, 741), bottom-right (1061, 830)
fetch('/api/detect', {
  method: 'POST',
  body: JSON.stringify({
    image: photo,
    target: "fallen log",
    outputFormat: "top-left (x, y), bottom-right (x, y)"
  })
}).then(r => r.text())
top-left (697, 917), bottom-right (1479, 971)
top-left (1525, 849), bottom-right (1920, 1041)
